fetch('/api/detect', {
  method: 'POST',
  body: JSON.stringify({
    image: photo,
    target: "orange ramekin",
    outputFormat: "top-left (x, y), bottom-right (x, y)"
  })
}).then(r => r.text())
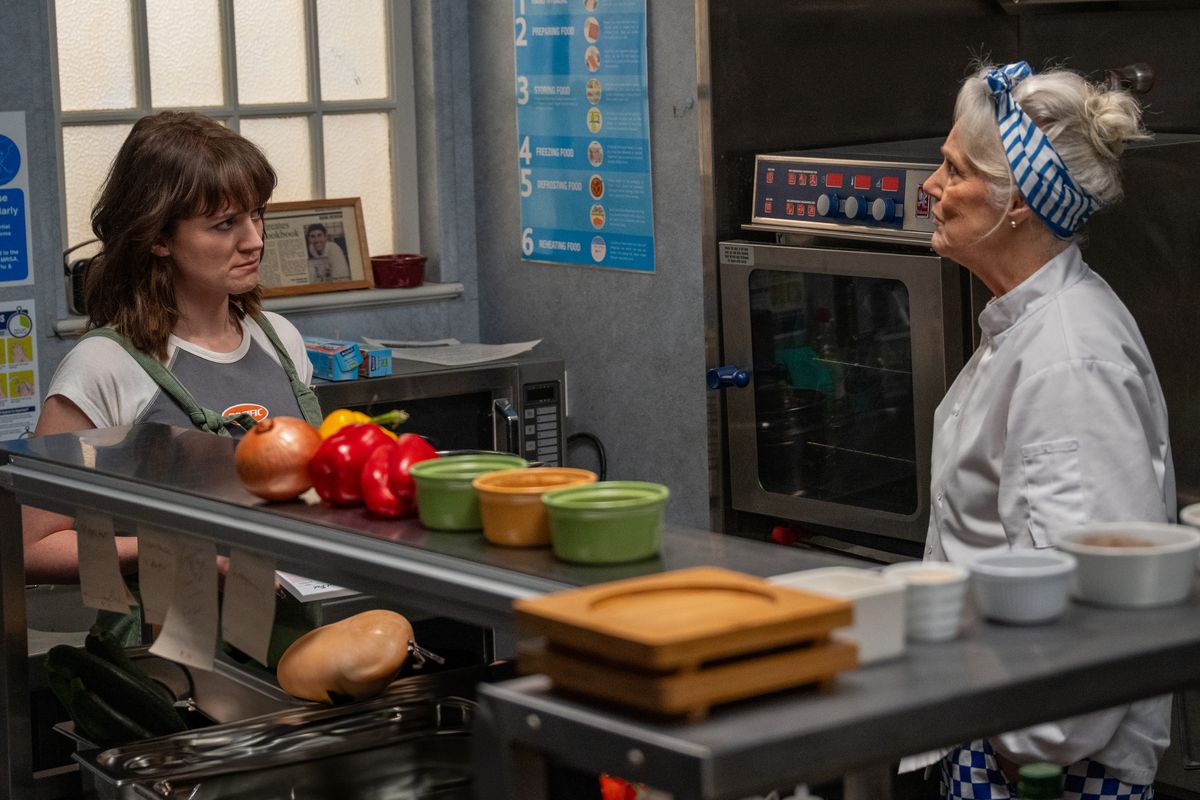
top-left (472, 467), bottom-right (598, 547)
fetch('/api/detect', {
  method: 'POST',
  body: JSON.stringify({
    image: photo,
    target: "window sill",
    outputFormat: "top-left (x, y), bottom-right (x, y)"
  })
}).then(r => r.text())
top-left (52, 282), bottom-right (466, 336)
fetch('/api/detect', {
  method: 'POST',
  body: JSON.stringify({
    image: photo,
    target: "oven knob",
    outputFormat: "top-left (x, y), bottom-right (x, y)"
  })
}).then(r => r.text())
top-left (844, 195), bottom-right (869, 220)
top-left (815, 192), bottom-right (840, 218)
top-left (870, 197), bottom-right (900, 222)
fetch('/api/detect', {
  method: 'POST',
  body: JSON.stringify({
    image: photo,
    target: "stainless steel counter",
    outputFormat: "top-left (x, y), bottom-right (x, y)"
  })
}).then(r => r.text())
top-left (5, 424), bottom-right (1200, 799)
top-left (0, 424), bottom-right (858, 797)
top-left (475, 593), bottom-right (1200, 798)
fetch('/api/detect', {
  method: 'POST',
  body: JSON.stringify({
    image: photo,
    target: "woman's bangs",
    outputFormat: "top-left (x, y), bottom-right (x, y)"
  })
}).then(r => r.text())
top-left (180, 144), bottom-right (276, 219)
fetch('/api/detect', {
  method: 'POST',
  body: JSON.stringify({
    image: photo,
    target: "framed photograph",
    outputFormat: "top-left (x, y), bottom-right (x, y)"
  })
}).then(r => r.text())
top-left (259, 198), bottom-right (374, 297)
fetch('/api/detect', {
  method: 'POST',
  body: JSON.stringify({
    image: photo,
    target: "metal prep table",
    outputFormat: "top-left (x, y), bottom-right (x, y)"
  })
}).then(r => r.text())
top-left (0, 423), bottom-right (860, 798)
top-left (475, 598), bottom-right (1200, 798)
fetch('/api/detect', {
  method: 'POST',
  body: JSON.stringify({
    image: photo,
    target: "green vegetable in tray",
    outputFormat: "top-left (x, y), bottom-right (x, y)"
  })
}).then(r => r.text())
top-left (84, 625), bottom-right (174, 704)
top-left (67, 677), bottom-right (155, 745)
top-left (45, 641), bottom-right (187, 746)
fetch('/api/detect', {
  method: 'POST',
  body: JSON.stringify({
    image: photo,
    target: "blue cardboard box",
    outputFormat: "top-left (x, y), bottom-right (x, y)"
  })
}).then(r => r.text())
top-left (358, 346), bottom-right (393, 378)
top-left (304, 337), bottom-right (362, 381)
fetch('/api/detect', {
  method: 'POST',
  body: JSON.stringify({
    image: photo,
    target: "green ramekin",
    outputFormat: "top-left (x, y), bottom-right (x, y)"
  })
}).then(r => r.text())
top-left (410, 454), bottom-right (528, 530)
top-left (542, 481), bottom-right (670, 564)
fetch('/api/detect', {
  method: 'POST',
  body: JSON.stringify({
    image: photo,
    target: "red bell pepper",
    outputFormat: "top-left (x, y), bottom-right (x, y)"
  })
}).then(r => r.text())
top-left (599, 775), bottom-right (639, 800)
top-left (361, 434), bottom-right (439, 517)
top-left (307, 423), bottom-right (395, 506)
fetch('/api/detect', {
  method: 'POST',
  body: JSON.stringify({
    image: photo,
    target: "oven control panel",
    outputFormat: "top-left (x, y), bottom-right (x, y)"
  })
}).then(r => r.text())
top-left (750, 141), bottom-right (944, 243)
top-left (522, 381), bottom-right (563, 467)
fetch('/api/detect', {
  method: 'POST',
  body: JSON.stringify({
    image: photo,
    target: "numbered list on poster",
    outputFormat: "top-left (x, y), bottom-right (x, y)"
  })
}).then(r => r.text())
top-left (513, 0), bottom-right (655, 271)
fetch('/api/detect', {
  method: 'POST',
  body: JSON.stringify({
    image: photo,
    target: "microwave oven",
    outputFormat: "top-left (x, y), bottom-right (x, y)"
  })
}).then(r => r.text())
top-left (312, 356), bottom-right (567, 466)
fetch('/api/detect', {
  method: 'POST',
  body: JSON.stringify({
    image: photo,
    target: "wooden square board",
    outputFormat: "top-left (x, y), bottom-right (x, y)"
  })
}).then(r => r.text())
top-left (518, 637), bottom-right (858, 718)
top-left (514, 567), bottom-right (853, 670)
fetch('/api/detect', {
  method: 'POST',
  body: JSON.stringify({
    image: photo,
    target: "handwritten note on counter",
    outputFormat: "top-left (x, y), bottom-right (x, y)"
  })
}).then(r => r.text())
top-left (149, 534), bottom-right (218, 671)
top-left (221, 549), bottom-right (277, 666)
top-left (136, 524), bottom-right (178, 625)
top-left (76, 511), bottom-right (135, 613)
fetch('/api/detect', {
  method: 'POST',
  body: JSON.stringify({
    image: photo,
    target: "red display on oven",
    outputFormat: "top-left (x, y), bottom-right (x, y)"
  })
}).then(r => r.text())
top-left (825, 173), bottom-right (844, 189)
top-left (881, 176), bottom-right (900, 192)
top-left (853, 175), bottom-right (871, 191)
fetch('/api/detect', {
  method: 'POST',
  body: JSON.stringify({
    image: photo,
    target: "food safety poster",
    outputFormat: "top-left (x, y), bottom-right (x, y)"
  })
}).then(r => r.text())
top-left (513, 0), bottom-right (655, 271)
top-left (0, 112), bottom-right (32, 286)
top-left (0, 300), bottom-right (39, 440)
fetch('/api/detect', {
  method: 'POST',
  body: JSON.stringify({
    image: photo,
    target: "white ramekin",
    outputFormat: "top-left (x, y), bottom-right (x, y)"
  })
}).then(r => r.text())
top-left (968, 549), bottom-right (1076, 625)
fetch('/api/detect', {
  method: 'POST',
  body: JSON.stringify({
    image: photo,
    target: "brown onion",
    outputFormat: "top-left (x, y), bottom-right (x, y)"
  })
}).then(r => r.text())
top-left (235, 417), bottom-right (323, 501)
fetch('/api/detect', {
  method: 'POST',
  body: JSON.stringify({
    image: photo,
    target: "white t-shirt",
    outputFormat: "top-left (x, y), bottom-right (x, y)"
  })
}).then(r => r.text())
top-left (47, 311), bottom-right (314, 430)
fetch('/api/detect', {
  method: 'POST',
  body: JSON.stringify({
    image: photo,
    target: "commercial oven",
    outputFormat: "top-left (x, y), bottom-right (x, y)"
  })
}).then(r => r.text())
top-left (715, 139), bottom-right (974, 547)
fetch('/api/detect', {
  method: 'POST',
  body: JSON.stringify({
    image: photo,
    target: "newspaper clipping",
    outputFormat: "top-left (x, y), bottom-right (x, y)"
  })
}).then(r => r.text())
top-left (261, 205), bottom-right (363, 290)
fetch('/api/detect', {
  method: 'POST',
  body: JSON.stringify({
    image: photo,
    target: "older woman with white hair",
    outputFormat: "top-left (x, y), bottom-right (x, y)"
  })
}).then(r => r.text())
top-left (919, 62), bottom-right (1174, 799)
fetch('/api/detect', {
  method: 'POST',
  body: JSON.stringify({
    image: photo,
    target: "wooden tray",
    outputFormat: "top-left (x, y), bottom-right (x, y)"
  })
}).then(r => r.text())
top-left (518, 637), bottom-right (858, 719)
top-left (514, 567), bottom-right (853, 670)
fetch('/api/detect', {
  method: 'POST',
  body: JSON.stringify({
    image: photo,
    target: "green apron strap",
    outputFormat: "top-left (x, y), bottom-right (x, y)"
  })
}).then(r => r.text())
top-left (249, 311), bottom-right (324, 427)
top-left (81, 328), bottom-right (254, 437)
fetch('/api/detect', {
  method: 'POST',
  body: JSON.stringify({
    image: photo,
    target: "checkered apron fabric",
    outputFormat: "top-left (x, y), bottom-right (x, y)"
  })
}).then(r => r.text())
top-left (939, 739), bottom-right (1154, 800)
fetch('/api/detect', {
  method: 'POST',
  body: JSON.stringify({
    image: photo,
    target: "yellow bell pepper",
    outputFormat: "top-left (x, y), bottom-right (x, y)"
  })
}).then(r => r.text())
top-left (317, 408), bottom-right (408, 440)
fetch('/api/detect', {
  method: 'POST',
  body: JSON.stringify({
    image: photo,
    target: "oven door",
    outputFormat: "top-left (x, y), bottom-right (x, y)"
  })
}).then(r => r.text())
top-left (718, 240), bottom-right (965, 543)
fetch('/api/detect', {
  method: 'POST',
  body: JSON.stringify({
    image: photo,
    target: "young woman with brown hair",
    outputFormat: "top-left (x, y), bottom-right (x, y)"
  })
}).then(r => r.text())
top-left (24, 111), bottom-right (321, 583)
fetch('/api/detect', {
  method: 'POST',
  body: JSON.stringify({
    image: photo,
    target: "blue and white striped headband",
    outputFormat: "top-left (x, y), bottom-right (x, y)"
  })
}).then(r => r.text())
top-left (986, 61), bottom-right (1102, 239)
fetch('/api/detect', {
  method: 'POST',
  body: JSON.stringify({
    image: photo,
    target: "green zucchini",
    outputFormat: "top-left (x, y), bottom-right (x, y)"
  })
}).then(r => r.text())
top-left (46, 645), bottom-right (186, 736)
top-left (45, 662), bottom-right (77, 717)
top-left (68, 677), bottom-right (155, 746)
top-left (85, 626), bottom-right (175, 704)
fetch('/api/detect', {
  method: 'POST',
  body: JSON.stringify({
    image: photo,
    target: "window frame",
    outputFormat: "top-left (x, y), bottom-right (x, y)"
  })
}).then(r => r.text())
top-left (47, 0), bottom-right (419, 272)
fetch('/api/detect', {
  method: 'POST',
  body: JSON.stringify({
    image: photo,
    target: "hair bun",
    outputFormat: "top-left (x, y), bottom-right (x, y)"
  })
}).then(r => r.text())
top-left (1083, 85), bottom-right (1149, 160)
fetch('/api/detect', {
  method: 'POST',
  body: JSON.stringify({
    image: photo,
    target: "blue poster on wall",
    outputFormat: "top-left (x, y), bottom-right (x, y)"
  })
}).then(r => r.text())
top-left (513, 0), bottom-right (655, 272)
top-left (0, 111), bottom-right (32, 286)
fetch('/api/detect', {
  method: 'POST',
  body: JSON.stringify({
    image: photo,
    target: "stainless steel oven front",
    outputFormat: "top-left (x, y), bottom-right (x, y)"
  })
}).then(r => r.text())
top-left (312, 357), bottom-right (566, 466)
top-left (715, 138), bottom-right (974, 545)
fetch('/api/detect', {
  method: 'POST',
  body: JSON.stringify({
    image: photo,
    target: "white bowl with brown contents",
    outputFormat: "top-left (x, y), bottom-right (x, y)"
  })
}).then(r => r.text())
top-left (1054, 523), bottom-right (1200, 608)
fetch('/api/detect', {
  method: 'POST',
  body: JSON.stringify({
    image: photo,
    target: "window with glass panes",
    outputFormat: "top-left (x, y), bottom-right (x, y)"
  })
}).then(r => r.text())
top-left (51, 0), bottom-right (416, 286)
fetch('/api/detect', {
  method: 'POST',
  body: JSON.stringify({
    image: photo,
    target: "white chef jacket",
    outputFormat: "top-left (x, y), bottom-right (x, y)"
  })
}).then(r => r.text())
top-left (923, 244), bottom-right (1175, 785)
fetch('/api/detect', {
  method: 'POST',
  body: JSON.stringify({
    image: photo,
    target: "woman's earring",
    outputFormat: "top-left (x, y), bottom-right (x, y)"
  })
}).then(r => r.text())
top-left (1010, 219), bottom-right (1018, 230)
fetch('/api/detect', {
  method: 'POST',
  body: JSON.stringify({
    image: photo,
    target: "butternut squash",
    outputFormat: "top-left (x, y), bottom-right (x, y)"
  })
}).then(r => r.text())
top-left (276, 610), bottom-right (414, 703)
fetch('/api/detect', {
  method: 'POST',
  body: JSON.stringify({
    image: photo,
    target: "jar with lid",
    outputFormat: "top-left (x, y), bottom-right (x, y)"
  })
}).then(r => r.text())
top-left (1018, 763), bottom-right (1063, 800)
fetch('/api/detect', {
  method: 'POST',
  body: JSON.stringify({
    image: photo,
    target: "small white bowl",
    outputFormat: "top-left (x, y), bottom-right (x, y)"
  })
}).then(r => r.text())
top-left (969, 550), bottom-right (1076, 625)
top-left (1177, 504), bottom-right (1200, 573)
top-left (1054, 522), bottom-right (1200, 609)
top-left (881, 562), bottom-right (970, 643)
top-left (769, 567), bottom-right (906, 663)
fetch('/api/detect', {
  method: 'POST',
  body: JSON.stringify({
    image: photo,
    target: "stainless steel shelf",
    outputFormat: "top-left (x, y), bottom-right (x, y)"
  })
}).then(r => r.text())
top-left (475, 594), bottom-right (1200, 798)
top-left (0, 423), bottom-right (859, 798)
top-left (7, 424), bottom-right (1200, 799)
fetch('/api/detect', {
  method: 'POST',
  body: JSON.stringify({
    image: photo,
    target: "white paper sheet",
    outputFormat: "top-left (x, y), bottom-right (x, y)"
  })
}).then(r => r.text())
top-left (221, 549), bottom-right (277, 666)
top-left (149, 535), bottom-right (218, 671)
top-left (136, 524), bottom-right (178, 625)
top-left (275, 570), bottom-right (359, 602)
top-left (370, 340), bottom-right (541, 367)
top-left (75, 511), bottom-right (135, 613)
top-left (362, 336), bottom-right (461, 348)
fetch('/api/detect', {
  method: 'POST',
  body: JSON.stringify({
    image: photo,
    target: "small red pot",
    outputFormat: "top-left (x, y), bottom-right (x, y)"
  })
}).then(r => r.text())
top-left (370, 254), bottom-right (426, 289)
